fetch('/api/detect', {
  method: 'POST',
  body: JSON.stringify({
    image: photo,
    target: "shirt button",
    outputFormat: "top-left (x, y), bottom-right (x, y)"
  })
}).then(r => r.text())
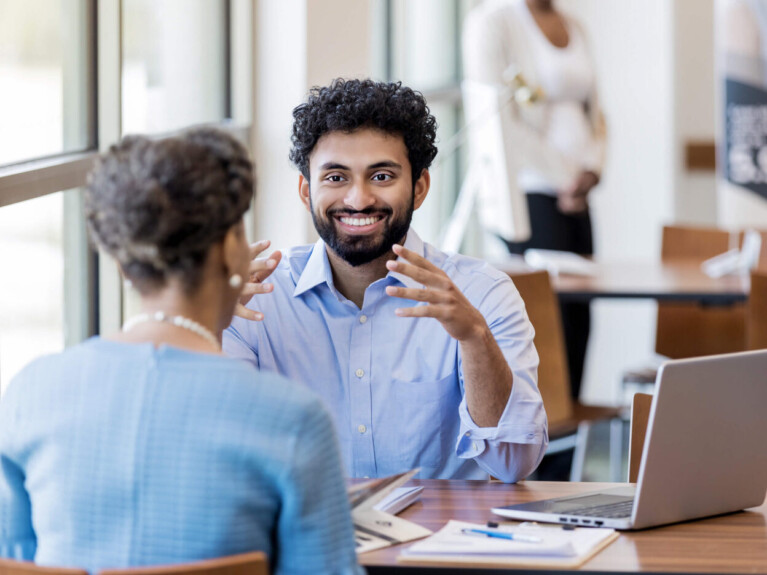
top-left (359, 315), bottom-right (368, 324)
top-left (473, 441), bottom-right (479, 451)
top-left (358, 424), bottom-right (367, 434)
top-left (465, 431), bottom-right (471, 437)
top-left (363, 475), bottom-right (370, 479)
top-left (355, 368), bottom-right (364, 378)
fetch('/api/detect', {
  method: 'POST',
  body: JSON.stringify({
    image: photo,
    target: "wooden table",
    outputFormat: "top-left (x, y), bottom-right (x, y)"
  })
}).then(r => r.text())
top-left (548, 261), bottom-right (749, 304)
top-left (361, 480), bottom-right (767, 574)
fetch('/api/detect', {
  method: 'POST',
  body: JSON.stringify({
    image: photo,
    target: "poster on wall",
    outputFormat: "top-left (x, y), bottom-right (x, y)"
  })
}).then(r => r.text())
top-left (718, 0), bottom-right (767, 224)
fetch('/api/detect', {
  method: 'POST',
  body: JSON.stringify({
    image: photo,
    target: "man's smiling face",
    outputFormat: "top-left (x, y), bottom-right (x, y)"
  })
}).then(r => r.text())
top-left (299, 127), bottom-right (428, 267)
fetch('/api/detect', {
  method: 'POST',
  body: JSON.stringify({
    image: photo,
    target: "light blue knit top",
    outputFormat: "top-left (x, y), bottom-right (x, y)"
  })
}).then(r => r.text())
top-left (0, 338), bottom-right (362, 575)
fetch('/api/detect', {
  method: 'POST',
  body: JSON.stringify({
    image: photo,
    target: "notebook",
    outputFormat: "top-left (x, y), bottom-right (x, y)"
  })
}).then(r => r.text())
top-left (493, 350), bottom-right (767, 530)
top-left (399, 520), bottom-right (618, 568)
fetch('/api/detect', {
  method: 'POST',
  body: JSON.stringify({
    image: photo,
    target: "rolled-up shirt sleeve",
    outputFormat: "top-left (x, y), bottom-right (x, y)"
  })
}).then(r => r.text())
top-left (455, 275), bottom-right (548, 483)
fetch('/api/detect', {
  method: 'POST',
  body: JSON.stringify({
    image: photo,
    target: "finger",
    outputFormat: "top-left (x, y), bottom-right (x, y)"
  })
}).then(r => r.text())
top-left (249, 250), bottom-right (282, 282)
top-left (248, 240), bottom-right (272, 260)
top-left (385, 285), bottom-right (451, 303)
top-left (233, 303), bottom-right (264, 322)
top-left (239, 282), bottom-right (274, 297)
top-left (386, 259), bottom-right (452, 290)
top-left (392, 244), bottom-right (443, 274)
top-left (393, 303), bottom-right (449, 319)
top-left (249, 257), bottom-right (278, 281)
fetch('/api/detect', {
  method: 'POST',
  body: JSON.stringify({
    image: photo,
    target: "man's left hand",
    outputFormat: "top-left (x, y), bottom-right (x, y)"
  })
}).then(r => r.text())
top-left (385, 244), bottom-right (488, 342)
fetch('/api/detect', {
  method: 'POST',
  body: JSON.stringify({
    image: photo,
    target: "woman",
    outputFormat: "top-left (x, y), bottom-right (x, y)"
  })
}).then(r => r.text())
top-left (464, 0), bottom-right (607, 400)
top-left (0, 129), bottom-right (362, 575)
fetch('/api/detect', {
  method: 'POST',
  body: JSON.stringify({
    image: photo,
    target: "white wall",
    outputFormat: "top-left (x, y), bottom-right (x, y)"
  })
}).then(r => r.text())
top-left (559, 0), bottom-right (675, 404)
top-left (252, 0), bottom-right (373, 251)
top-left (673, 0), bottom-right (718, 225)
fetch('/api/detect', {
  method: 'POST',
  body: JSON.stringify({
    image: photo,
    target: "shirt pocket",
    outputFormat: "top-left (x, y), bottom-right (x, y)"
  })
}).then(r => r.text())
top-left (388, 371), bottom-right (460, 468)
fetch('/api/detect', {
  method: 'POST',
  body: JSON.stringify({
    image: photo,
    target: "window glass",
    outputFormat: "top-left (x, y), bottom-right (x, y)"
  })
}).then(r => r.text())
top-left (0, 0), bottom-right (91, 165)
top-left (390, 0), bottom-right (459, 92)
top-left (122, 0), bottom-right (228, 135)
top-left (0, 193), bottom-right (66, 394)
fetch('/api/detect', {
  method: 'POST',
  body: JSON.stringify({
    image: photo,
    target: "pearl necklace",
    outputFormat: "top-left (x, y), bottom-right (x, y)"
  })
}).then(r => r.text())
top-left (122, 311), bottom-right (220, 350)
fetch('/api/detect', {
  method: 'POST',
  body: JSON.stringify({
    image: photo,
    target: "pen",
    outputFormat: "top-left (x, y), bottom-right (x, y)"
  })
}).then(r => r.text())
top-left (460, 528), bottom-right (542, 543)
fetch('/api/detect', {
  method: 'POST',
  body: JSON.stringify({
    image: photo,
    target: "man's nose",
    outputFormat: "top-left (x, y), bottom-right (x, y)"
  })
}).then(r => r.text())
top-left (343, 181), bottom-right (377, 211)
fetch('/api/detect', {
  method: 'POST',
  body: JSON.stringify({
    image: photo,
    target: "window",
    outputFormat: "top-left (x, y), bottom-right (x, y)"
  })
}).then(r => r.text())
top-left (382, 0), bottom-right (476, 248)
top-left (122, 0), bottom-right (229, 135)
top-left (0, 0), bottom-right (93, 165)
top-left (0, 192), bottom-right (66, 391)
top-left (0, 0), bottom-right (253, 391)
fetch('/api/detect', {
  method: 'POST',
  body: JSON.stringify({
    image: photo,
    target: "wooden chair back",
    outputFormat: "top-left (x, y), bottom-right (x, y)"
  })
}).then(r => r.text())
top-left (508, 270), bottom-right (574, 426)
top-left (0, 560), bottom-right (88, 575)
top-left (750, 230), bottom-right (767, 272)
top-left (628, 392), bottom-right (653, 483)
top-left (655, 225), bottom-right (746, 358)
top-left (748, 271), bottom-right (767, 350)
top-left (99, 553), bottom-right (268, 575)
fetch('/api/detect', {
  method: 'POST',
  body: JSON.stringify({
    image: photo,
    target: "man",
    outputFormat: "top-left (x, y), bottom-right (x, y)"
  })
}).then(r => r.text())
top-left (224, 79), bottom-right (547, 482)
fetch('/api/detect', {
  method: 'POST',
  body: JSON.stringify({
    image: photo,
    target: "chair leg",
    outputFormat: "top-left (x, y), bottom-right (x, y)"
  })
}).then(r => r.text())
top-left (609, 418), bottom-right (624, 482)
top-left (570, 422), bottom-right (591, 482)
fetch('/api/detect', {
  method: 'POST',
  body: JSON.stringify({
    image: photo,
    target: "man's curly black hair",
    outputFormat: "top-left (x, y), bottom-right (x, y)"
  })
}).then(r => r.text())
top-left (289, 78), bottom-right (438, 186)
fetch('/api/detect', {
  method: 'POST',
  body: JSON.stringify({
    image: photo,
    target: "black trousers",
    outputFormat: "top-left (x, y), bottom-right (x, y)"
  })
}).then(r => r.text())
top-left (502, 193), bottom-right (593, 401)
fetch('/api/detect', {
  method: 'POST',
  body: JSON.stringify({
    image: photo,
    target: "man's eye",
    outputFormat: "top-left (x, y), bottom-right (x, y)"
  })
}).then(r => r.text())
top-left (326, 174), bottom-right (345, 182)
top-left (372, 173), bottom-right (392, 182)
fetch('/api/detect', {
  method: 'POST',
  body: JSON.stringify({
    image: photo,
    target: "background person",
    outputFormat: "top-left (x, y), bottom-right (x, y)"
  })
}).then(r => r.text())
top-left (0, 129), bottom-right (362, 575)
top-left (464, 0), bottom-right (607, 402)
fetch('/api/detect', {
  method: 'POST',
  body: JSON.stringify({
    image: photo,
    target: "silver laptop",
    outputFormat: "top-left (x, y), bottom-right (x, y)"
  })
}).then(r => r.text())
top-left (493, 350), bottom-right (767, 530)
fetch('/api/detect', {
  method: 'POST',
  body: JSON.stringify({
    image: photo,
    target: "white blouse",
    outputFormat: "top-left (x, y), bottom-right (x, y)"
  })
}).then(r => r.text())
top-left (514, 0), bottom-right (599, 194)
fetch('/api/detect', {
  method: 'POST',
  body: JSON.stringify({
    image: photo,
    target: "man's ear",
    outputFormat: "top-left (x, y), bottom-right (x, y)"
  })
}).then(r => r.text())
top-left (413, 169), bottom-right (431, 210)
top-left (298, 174), bottom-right (312, 212)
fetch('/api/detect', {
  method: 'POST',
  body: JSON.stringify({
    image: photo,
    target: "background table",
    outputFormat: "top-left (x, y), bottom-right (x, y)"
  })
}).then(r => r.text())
top-left (548, 261), bottom-right (749, 304)
top-left (361, 479), bottom-right (767, 574)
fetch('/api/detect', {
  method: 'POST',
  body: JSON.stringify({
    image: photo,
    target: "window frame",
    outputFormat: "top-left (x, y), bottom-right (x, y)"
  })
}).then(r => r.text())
top-left (0, 0), bottom-right (255, 344)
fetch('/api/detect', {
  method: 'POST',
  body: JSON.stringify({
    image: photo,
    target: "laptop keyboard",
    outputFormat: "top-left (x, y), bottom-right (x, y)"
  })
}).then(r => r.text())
top-left (567, 499), bottom-right (634, 519)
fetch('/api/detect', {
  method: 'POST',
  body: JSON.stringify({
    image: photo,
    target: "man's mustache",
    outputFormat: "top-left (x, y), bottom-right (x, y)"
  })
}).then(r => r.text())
top-left (327, 207), bottom-right (393, 217)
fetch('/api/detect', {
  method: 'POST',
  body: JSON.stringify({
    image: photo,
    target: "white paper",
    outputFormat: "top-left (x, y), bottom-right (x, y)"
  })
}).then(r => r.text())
top-left (402, 520), bottom-right (614, 559)
top-left (374, 486), bottom-right (423, 515)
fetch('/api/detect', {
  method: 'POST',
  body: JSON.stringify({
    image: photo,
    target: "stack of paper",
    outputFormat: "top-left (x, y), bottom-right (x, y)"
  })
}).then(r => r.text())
top-left (374, 486), bottom-right (424, 515)
top-left (399, 520), bottom-right (618, 568)
top-left (348, 470), bottom-right (432, 554)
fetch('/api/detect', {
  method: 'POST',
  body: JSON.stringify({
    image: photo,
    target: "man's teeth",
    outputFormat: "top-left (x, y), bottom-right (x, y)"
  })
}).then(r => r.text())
top-left (340, 216), bottom-right (381, 226)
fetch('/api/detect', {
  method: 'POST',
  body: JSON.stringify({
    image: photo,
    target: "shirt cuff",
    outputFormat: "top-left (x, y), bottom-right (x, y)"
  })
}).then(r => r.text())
top-left (455, 400), bottom-right (546, 460)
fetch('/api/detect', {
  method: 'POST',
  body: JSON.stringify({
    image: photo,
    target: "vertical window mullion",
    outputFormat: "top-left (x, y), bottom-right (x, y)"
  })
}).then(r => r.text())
top-left (96, 0), bottom-right (124, 335)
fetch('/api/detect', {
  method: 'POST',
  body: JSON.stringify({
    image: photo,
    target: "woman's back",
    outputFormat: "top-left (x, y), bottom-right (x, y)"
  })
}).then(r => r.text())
top-left (0, 338), bottom-right (360, 575)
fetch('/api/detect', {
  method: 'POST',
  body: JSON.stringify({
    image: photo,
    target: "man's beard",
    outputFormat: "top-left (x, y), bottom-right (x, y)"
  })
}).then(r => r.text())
top-left (310, 195), bottom-right (414, 267)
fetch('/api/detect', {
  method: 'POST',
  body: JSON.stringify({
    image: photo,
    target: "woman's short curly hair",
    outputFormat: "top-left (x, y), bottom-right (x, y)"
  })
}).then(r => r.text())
top-left (289, 78), bottom-right (438, 185)
top-left (85, 128), bottom-right (254, 295)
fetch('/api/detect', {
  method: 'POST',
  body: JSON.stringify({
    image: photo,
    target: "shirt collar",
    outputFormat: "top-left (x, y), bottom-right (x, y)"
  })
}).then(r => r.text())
top-left (293, 238), bottom-right (335, 298)
top-left (292, 229), bottom-right (427, 297)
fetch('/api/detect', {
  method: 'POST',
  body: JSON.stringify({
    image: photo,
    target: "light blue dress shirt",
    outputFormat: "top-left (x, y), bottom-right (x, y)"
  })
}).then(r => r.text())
top-left (0, 338), bottom-right (362, 575)
top-left (224, 230), bottom-right (548, 482)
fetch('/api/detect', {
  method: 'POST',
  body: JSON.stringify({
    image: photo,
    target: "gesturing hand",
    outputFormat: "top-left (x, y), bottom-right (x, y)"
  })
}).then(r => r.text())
top-left (384, 244), bottom-right (488, 342)
top-left (234, 240), bottom-right (282, 322)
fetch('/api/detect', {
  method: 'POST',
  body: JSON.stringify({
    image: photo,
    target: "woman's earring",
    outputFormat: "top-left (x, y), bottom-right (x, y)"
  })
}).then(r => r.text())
top-left (229, 274), bottom-right (243, 289)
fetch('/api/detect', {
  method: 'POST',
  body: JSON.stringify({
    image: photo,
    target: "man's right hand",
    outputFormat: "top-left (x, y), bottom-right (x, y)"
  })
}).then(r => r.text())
top-left (234, 240), bottom-right (282, 321)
